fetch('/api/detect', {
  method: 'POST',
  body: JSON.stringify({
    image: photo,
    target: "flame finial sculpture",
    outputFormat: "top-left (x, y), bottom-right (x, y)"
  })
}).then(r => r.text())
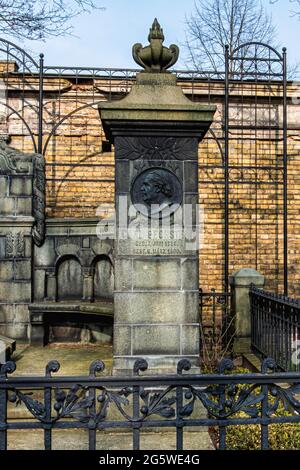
top-left (132, 18), bottom-right (179, 73)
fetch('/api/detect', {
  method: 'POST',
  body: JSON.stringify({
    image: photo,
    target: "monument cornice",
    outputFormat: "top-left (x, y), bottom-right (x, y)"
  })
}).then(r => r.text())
top-left (99, 72), bottom-right (216, 141)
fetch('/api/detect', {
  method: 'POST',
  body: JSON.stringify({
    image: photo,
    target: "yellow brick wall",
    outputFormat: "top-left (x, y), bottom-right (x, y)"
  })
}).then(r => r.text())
top-left (2, 73), bottom-right (300, 297)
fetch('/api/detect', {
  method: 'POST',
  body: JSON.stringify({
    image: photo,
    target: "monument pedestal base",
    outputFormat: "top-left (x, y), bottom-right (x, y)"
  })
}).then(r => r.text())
top-left (113, 355), bottom-right (201, 376)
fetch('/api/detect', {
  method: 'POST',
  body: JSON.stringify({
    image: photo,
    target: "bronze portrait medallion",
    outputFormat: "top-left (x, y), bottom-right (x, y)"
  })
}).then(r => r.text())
top-left (131, 167), bottom-right (183, 218)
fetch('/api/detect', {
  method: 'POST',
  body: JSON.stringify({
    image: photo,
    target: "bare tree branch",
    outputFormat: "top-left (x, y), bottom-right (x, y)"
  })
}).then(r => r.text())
top-left (184, 0), bottom-right (277, 72)
top-left (0, 0), bottom-right (104, 41)
top-left (269, 0), bottom-right (300, 19)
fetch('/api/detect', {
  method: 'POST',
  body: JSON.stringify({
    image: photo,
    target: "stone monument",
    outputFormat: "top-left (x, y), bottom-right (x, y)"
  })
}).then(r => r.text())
top-left (99, 19), bottom-right (216, 375)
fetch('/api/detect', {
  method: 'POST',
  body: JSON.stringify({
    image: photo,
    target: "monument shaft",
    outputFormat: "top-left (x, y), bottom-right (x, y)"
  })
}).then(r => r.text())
top-left (99, 21), bottom-right (216, 374)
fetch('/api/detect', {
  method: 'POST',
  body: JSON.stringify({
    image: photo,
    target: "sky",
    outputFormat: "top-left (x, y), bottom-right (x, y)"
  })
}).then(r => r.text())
top-left (17, 0), bottom-right (300, 71)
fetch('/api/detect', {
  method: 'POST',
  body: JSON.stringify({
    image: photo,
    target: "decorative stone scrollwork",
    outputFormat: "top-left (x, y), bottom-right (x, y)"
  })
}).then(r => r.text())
top-left (6, 232), bottom-right (25, 258)
top-left (0, 141), bottom-right (45, 247)
top-left (32, 152), bottom-right (46, 247)
top-left (0, 141), bottom-right (29, 174)
top-left (116, 136), bottom-right (197, 161)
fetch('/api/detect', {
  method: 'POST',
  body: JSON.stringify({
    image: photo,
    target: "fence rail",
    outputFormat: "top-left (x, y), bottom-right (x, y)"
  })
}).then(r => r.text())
top-left (250, 285), bottom-right (300, 371)
top-left (199, 289), bottom-right (233, 363)
top-left (1, 357), bottom-right (300, 450)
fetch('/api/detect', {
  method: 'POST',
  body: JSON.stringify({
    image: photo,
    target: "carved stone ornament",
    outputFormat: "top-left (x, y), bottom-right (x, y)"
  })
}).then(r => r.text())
top-left (0, 141), bottom-right (29, 174)
top-left (32, 152), bottom-right (46, 247)
top-left (6, 232), bottom-right (25, 258)
top-left (0, 141), bottom-right (46, 247)
top-left (116, 136), bottom-right (197, 161)
top-left (131, 167), bottom-right (182, 218)
top-left (132, 18), bottom-right (179, 73)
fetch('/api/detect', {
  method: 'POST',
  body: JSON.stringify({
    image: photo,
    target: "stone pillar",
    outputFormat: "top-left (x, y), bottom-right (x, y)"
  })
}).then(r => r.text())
top-left (46, 269), bottom-right (57, 301)
top-left (0, 143), bottom-right (34, 340)
top-left (0, 142), bottom-right (45, 341)
top-left (83, 268), bottom-right (93, 301)
top-left (99, 21), bottom-right (216, 375)
top-left (230, 268), bottom-right (265, 354)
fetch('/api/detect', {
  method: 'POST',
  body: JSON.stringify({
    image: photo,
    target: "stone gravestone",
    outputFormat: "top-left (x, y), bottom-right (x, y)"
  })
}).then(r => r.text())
top-left (99, 19), bottom-right (216, 375)
top-left (0, 140), bottom-right (45, 341)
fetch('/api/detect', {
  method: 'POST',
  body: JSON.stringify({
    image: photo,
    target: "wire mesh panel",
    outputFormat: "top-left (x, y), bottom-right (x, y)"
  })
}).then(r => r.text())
top-left (41, 67), bottom-right (139, 217)
top-left (225, 43), bottom-right (287, 295)
top-left (0, 38), bottom-right (291, 296)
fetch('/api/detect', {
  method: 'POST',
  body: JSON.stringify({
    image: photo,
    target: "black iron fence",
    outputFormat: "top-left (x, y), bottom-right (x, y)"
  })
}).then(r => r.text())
top-left (1, 357), bottom-right (300, 451)
top-left (250, 285), bottom-right (300, 371)
top-left (199, 289), bottom-right (233, 367)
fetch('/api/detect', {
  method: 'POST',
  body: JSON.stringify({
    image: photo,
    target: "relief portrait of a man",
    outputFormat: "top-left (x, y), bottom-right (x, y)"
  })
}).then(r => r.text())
top-left (131, 167), bottom-right (182, 217)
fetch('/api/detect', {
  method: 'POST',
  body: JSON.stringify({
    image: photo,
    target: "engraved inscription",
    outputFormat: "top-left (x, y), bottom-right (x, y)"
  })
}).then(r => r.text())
top-left (133, 239), bottom-right (183, 255)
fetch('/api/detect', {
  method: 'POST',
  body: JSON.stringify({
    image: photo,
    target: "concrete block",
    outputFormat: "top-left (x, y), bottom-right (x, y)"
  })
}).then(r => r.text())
top-left (34, 269), bottom-right (46, 301)
top-left (181, 258), bottom-right (198, 290)
top-left (0, 197), bottom-right (15, 216)
top-left (0, 323), bottom-right (29, 340)
top-left (15, 197), bottom-right (32, 216)
top-left (113, 326), bottom-right (132, 355)
top-left (182, 325), bottom-right (200, 355)
top-left (0, 237), bottom-right (5, 258)
top-left (0, 282), bottom-right (31, 303)
top-left (90, 325), bottom-right (113, 344)
top-left (34, 239), bottom-right (56, 267)
top-left (24, 237), bottom-right (32, 258)
top-left (132, 325), bottom-right (180, 355)
top-left (0, 304), bottom-right (30, 324)
top-left (9, 177), bottom-right (32, 196)
top-left (132, 259), bottom-right (181, 290)
top-left (14, 260), bottom-right (32, 280)
top-left (14, 304), bottom-right (30, 323)
top-left (0, 304), bottom-right (14, 323)
top-left (230, 268), bottom-right (265, 339)
top-left (0, 176), bottom-right (8, 196)
top-left (0, 261), bottom-right (14, 281)
top-left (114, 258), bottom-right (132, 291)
top-left (114, 291), bottom-right (199, 324)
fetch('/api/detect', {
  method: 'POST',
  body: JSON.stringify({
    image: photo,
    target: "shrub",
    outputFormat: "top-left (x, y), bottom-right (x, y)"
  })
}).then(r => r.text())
top-left (209, 368), bottom-right (300, 450)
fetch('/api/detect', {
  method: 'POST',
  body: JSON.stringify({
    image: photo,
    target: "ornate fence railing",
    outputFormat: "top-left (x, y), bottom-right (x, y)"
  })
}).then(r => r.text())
top-left (1, 357), bottom-right (300, 451)
top-left (250, 286), bottom-right (300, 371)
top-left (199, 289), bottom-right (233, 363)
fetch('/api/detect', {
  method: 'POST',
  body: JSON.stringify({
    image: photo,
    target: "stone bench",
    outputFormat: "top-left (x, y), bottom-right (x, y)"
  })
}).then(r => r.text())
top-left (0, 334), bottom-right (17, 363)
top-left (29, 301), bottom-right (114, 346)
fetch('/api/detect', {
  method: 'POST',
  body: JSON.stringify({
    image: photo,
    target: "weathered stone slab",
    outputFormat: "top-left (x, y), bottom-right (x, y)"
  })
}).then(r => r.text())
top-left (0, 282), bottom-right (31, 303)
top-left (113, 326), bottom-right (132, 355)
top-left (182, 325), bottom-right (200, 355)
top-left (34, 239), bottom-right (56, 266)
top-left (14, 260), bottom-right (31, 280)
top-left (0, 176), bottom-right (8, 196)
top-left (132, 325), bottom-right (180, 355)
top-left (9, 177), bottom-right (32, 196)
top-left (114, 258), bottom-right (133, 291)
top-left (15, 197), bottom-right (32, 216)
top-left (0, 261), bottom-right (14, 281)
top-left (132, 259), bottom-right (181, 290)
top-left (0, 197), bottom-right (15, 215)
top-left (0, 323), bottom-right (29, 340)
top-left (114, 292), bottom-right (199, 324)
